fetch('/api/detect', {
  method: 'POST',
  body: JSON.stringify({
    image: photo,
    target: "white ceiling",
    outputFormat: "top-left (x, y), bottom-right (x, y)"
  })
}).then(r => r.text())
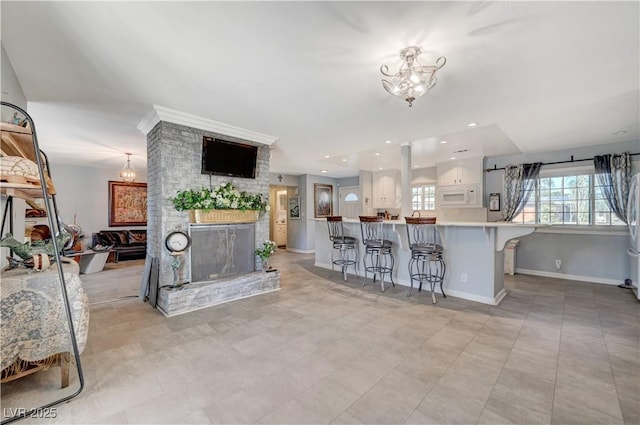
top-left (2, 1), bottom-right (638, 178)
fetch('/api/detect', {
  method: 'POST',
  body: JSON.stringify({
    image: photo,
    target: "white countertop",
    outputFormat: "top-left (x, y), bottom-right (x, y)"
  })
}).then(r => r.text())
top-left (313, 217), bottom-right (546, 228)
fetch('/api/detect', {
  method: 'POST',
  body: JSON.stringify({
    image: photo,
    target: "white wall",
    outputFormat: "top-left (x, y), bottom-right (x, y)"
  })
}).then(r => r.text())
top-left (1, 44), bottom-right (27, 120)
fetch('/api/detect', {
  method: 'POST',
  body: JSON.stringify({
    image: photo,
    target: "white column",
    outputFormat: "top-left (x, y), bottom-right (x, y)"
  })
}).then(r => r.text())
top-left (401, 143), bottom-right (412, 219)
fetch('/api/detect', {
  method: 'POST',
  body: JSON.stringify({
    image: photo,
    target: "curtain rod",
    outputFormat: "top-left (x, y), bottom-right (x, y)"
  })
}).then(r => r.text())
top-left (484, 152), bottom-right (640, 172)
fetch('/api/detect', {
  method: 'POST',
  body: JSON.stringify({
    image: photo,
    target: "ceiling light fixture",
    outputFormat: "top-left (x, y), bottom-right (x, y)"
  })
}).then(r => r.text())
top-left (321, 169), bottom-right (328, 173)
top-left (119, 152), bottom-right (136, 182)
top-left (324, 155), bottom-right (331, 158)
top-left (468, 122), bottom-right (478, 127)
top-left (385, 140), bottom-right (392, 144)
top-left (374, 152), bottom-right (381, 156)
top-left (381, 46), bottom-right (446, 107)
top-left (341, 158), bottom-right (348, 162)
top-left (440, 140), bottom-right (447, 144)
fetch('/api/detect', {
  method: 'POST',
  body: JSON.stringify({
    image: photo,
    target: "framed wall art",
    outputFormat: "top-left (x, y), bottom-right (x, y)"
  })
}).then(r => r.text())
top-left (489, 192), bottom-right (501, 212)
top-left (108, 181), bottom-right (148, 226)
top-left (314, 183), bottom-right (333, 218)
top-left (289, 196), bottom-right (301, 220)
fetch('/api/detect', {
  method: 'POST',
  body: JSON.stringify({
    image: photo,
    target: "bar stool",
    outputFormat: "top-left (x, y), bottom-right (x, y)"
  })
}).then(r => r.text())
top-left (326, 216), bottom-right (358, 281)
top-left (405, 217), bottom-right (446, 304)
top-left (359, 216), bottom-right (395, 291)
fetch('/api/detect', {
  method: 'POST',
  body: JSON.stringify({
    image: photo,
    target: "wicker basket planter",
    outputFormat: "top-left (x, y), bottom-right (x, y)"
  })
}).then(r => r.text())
top-left (188, 209), bottom-right (260, 224)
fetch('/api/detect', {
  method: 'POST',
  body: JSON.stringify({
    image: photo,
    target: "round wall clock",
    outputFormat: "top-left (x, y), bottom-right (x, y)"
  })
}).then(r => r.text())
top-left (165, 231), bottom-right (191, 253)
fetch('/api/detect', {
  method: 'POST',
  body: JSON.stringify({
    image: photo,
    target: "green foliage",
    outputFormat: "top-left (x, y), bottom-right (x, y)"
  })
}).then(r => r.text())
top-left (255, 240), bottom-right (276, 261)
top-left (170, 182), bottom-right (267, 212)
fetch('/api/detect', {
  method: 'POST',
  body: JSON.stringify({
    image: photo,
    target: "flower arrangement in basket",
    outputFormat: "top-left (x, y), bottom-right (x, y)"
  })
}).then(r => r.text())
top-left (255, 240), bottom-right (277, 272)
top-left (170, 182), bottom-right (268, 212)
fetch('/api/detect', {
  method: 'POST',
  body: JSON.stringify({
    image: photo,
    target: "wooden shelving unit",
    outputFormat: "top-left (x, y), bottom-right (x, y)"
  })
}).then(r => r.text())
top-left (0, 102), bottom-right (85, 425)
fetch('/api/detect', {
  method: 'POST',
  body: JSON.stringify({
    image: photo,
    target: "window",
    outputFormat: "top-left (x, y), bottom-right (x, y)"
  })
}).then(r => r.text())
top-left (411, 185), bottom-right (436, 211)
top-left (512, 167), bottom-right (625, 226)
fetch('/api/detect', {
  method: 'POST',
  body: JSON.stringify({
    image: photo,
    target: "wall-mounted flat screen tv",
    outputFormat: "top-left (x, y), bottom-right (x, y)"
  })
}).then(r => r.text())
top-left (201, 136), bottom-right (258, 179)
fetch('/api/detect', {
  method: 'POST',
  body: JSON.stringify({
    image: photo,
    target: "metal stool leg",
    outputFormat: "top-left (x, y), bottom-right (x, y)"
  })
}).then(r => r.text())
top-left (440, 258), bottom-right (447, 298)
top-left (407, 257), bottom-right (415, 298)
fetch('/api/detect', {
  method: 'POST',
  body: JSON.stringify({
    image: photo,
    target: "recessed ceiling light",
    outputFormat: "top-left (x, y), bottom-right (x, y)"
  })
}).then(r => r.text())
top-left (320, 169), bottom-right (328, 173)
top-left (341, 158), bottom-right (347, 162)
top-left (385, 140), bottom-right (392, 144)
top-left (613, 130), bottom-right (628, 136)
top-left (324, 155), bottom-right (330, 159)
top-left (450, 156), bottom-right (456, 160)
top-left (378, 167), bottom-right (384, 170)
top-left (468, 122), bottom-right (478, 127)
top-left (440, 140), bottom-right (447, 144)
top-left (374, 152), bottom-right (380, 156)
top-left (413, 165), bottom-right (419, 168)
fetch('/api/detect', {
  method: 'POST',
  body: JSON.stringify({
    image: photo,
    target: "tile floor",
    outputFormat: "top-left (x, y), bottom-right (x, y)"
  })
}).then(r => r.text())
top-left (2, 251), bottom-right (639, 424)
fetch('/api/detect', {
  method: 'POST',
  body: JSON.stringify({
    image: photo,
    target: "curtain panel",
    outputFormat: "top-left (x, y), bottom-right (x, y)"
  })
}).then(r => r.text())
top-left (502, 162), bottom-right (542, 222)
top-left (594, 152), bottom-right (631, 224)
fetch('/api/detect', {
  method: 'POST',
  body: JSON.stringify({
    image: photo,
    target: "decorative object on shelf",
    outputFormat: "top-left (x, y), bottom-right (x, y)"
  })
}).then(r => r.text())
top-left (0, 156), bottom-right (41, 185)
top-left (0, 231), bottom-right (71, 271)
top-left (108, 181), bottom-right (147, 226)
top-left (289, 196), bottom-right (301, 220)
top-left (314, 183), bottom-right (333, 218)
top-left (380, 45), bottom-right (446, 107)
top-left (255, 240), bottom-right (277, 272)
top-left (489, 193), bottom-right (501, 212)
top-left (118, 152), bottom-right (136, 182)
top-left (188, 209), bottom-right (259, 224)
top-left (171, 182), bottom-right (267, 223)
top-left (165, 231), bottom-right (191, 253)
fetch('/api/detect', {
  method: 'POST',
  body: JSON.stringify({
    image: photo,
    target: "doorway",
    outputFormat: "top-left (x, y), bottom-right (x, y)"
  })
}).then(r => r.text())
top-left (270, 187), bottom-right (288, 248)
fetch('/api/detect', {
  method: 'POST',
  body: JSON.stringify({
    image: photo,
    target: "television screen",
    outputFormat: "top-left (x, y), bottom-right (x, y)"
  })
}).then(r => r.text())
top-left (201, 137), bottom-right (258, 179)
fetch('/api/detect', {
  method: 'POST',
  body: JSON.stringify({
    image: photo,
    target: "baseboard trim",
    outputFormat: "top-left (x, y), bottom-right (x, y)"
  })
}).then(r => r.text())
top-left (287, 248), bottom-right (315, 254)
top-left (314, 262), bottom-right (506, 305)
top-left (515, 268), bottom-right (622, 286)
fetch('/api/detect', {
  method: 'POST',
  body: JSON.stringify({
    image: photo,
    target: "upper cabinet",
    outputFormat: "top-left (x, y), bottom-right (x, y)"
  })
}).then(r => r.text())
top-left (436, 157), bottom-right (484, 187)
top-left (372, 169), bottom-right (399, 209)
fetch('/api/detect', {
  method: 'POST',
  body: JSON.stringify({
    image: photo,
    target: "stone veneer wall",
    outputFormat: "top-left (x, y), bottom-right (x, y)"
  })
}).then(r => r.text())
top-left (146, 121), bottom-right (270, 289)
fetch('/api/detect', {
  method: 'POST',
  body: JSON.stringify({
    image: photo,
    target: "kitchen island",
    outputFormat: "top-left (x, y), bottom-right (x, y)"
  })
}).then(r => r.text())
top-left (314, 218), bottom-right (545, 305)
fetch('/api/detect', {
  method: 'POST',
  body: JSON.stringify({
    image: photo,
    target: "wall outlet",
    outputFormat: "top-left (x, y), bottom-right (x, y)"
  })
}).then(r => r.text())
top-left (555, 259), bottom-right (562, 270)
top-left (461, 273), bottom-right (468, 282)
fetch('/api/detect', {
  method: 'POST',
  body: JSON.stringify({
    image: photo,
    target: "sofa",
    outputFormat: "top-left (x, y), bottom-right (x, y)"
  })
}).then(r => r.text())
top-left (91, 229), bottom-right (147, 262)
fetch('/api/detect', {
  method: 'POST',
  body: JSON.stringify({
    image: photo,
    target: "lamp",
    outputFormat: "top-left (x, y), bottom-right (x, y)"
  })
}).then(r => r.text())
top-left (380, 46), bottom-right (446, 107)
top-left (119, 153), bottom-right (136, 182)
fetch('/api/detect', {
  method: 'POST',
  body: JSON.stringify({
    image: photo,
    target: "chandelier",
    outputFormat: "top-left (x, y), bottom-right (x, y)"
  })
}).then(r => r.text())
top-left (380, 46), bottom-right (446, 107)
top-left (119, 152), bottom-right (136, 182)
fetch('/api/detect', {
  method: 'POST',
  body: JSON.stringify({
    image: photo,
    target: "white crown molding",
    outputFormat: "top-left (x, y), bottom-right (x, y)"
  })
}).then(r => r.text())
top-left (137, 105), bottom-right (278, 145)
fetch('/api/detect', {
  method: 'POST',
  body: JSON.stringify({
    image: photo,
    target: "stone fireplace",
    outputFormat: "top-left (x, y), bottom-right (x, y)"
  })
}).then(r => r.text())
top-left (138, 106), bottom-right (280, 315)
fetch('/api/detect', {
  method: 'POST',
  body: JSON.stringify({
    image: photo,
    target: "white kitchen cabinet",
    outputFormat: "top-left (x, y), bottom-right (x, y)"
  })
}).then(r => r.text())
top-left (372, 170), bottom-right (399, 209)
top-left (436, 157), bottom-right (484, 186)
